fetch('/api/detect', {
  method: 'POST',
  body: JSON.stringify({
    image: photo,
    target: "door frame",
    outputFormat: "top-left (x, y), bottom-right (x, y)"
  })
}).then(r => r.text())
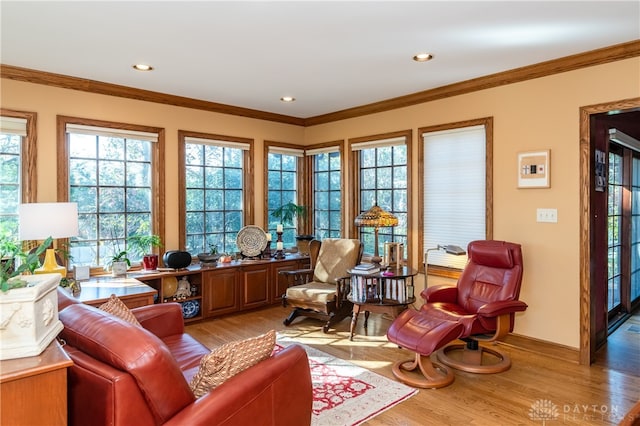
top-left (579, 97), bottom-right (640, 365)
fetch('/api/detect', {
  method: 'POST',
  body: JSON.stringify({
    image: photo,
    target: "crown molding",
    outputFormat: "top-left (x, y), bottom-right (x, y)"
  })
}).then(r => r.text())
top-left (0, 64), bottom-right (306, 127)
top-left (303, 40), bottom-right (640, 126)
top-left (2, 40), bottom-right (638, 128)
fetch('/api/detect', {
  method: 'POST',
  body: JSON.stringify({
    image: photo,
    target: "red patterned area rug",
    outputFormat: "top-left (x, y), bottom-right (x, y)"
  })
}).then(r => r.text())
top-left (275, 340), bottom-right (418, 426)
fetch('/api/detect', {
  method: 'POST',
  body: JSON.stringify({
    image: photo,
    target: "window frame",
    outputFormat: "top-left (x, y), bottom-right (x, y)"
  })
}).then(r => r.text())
top-left (418, 117), bottom-right (494, 276)
top-left (349, 130), bottom-right (412, 265)
top-left (264, 141), bottom-right (307, 238)
top-left (0, 108), bottom-right (37, 221)
top-left (57, 115), bottom-right (165, 273)
top-left (178, 130), bottom-right (254, 253)
top-left (305, 140), bottom-right (345, 239)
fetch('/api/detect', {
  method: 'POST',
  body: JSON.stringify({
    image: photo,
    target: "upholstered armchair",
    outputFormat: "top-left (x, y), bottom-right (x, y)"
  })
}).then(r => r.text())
top-left (280, 238), bottom-right (363, 333)
top-left (387, 240), bottom-right (527, 388)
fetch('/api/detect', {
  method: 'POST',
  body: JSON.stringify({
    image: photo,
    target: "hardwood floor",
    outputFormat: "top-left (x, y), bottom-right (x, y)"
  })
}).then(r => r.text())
top-left (595, 313), bottom-right (640, 377)
top-left (186, 306), bottom-right (640, 425)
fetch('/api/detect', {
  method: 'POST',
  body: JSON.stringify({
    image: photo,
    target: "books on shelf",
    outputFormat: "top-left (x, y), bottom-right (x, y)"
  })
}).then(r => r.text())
top-left (349, 263), bottom-right (380, 275)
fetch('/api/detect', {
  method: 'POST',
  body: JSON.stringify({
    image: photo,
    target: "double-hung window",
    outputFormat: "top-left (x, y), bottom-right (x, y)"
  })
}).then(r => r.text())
top-left (266, 143), bottom-right (304, 247)
top-left (420, 119), bottom-right (492, 272)
top-left (307, 144), bottom-right (342, 239)
top-left (58, 117), bottom-right (164, 269)
top-left (351, 132), bottom-right (410, 259)
top-left (179, 132), bottom-right (252, 255)
top-left (0, 110), bottom-right (36, 240)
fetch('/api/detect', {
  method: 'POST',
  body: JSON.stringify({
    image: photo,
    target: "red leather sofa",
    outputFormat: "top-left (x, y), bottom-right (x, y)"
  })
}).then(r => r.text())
top-left (57, 289), bottom-right (313, 426)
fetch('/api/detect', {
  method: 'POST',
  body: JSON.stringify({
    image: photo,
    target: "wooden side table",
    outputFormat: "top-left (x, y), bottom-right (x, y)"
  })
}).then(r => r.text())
top-left (0, 340), bottom-right (73, 425)
top-left (67, 276), bottom-right (157, 308)
top-left (348, 266), bottom-right (417, 340)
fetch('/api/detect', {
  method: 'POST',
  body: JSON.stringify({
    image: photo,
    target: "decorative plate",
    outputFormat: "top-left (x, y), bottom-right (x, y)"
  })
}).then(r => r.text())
top-left (181, 300), bottom-right (200, 319)
top-left (236, 225), bottom-right (268, 257)
top-left (163, 276), bottom-right (178, 298)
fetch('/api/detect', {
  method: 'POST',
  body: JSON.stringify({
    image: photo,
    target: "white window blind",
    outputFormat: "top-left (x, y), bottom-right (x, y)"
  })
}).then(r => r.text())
top-left (305, 145), bottom-right (340, 156)
top-left (185, 136), bottom-right (250, 150)
top-left (269, 146), bottom-right (304, 157)
top-left (423, 125), bottom-right (486, 269)
top-left (0, 117), bottom-right (27, 136)
top-left (351, 136), bottom-right (405, 151)
top-left (66, 123), bottom-right (158, 142)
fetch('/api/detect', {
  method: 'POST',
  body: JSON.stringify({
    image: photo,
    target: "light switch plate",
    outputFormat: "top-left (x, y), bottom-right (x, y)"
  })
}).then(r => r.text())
top-left (536, 208), bottom-right (558, 223)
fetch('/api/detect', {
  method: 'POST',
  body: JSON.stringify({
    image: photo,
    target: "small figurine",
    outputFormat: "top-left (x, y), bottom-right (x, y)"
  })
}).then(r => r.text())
top-left (175, 277), bottom-right (191, 300)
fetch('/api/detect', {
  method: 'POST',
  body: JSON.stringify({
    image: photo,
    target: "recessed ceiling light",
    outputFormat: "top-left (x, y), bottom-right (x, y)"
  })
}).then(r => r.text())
top-left (132, 64), bottom-right (154, 71)
top-left (280, 96), bottom-right (296, 102)
top-left (412, 53), bottom-right (433, 62)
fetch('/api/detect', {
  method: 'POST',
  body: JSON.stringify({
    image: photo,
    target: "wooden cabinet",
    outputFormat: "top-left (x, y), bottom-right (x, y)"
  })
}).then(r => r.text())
top-left (271, 259), bottom-right (305, 303)
top-left (0, 341), bottom-right (72, 426)
top-left (203, 268), bottom-right (239, 317)
top-left (129, 256), bottom-right (308, 320)
top-left (239, 263), bottom-right (270, 309)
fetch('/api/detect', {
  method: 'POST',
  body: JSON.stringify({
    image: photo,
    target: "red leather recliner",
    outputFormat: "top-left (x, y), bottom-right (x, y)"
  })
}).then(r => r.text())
top-left (387, 240), bottom-right (527, 388)
top-left (57, 289), bottom-right (313, 426)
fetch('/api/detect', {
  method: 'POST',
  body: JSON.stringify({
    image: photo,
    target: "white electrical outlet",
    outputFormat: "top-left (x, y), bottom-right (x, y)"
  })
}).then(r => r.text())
top-left (536, 208), bottom-right (558, 223)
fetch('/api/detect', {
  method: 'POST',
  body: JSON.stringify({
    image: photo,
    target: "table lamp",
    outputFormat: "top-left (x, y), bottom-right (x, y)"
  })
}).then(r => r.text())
top-left (354, 204), bottom-right (398, 266)
top-left (19, 202), bottom-right (79, 278)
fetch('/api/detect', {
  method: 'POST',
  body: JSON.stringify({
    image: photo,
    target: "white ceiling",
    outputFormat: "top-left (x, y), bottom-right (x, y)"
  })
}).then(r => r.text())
top-left (1, 1), bottom-right (639, 119)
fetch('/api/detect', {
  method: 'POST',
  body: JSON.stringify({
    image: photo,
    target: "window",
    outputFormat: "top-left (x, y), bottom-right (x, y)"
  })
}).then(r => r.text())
top-left (266, 143), bottom-right (304, 248)
top-left (420, 119), bottom-right (492, 273)
top-left (58, 117), bottom-right (164, 269)
top-left (179, 132), bottom-right (252, 255)
top-left (0, 110), bottom-right (36, 240)
top-left (351, 133), bottom-right (410, 259)
top-left (307, 145), bottom-right (342, 239)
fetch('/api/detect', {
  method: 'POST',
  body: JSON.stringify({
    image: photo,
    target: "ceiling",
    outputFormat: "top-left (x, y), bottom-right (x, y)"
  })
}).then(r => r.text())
top-left (1, 1), bottom-right (639, 119)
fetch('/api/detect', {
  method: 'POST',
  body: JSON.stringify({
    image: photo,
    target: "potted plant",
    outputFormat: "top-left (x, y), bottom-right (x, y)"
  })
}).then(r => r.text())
top-left (197, 243), bottom-right (221, 265)
top-left (107, 250), bottom-right (130, 277)
top-left (1, 236), bottom-right (53, 292)
top-left (270, 202), bottom-right (314, 254)
top-left (127, 234), bottom-right (162, 270)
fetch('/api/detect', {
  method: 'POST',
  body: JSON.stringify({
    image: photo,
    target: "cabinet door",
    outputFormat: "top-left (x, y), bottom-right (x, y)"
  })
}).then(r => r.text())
top-left (240, 264), bottom-right (270, 309)
top-left (271, 259), bottom-right (302, 303)
top-left (203, 269), bottom-right (239, 317)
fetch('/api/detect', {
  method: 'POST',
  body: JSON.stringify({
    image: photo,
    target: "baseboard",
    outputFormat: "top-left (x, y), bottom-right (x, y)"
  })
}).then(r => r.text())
top-left (498, 333), bottom-right (580, 364)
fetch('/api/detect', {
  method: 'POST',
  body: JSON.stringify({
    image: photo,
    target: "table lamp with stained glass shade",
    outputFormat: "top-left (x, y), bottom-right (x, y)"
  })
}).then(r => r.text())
top-left (354, 204), bottom-right (398, 267)
top-left (18, 202), bottom-right (79, 278)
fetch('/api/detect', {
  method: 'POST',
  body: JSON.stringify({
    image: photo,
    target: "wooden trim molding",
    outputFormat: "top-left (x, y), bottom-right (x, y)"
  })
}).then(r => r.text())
top-left (579, 97), bottom-right (640, 365)
top-left (0, 108), bottom-right (37, 203)
top-left (2, 41), bottom-right (637, 127)
top-left (417, 117), bottom-right (494, 274)
top-left (500, 333), bottom-right (581, 364)
top-left (305, 40), bottom-right (640, 126)
top-left (1, 64), bottom-right (305, 127)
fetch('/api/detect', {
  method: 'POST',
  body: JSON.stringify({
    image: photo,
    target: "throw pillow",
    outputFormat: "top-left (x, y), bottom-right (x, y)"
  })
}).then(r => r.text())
top-left (189, 329), bottom-right (276, 398)
top-left (99, 294), bottom-right (141, 327)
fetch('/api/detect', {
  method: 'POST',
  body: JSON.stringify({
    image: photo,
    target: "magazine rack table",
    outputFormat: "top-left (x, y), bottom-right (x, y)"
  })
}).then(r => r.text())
top-left (347, 266), bottom-right (417, 340)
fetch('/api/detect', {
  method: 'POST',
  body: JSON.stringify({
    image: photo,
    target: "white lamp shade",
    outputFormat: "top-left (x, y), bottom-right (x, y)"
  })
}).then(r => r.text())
top-left (19, 202), bottom-right (79, 240)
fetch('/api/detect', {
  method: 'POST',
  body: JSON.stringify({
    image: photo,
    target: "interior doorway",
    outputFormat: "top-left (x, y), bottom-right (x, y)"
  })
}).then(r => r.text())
top-left (580, 98), bottom-right (640, 365)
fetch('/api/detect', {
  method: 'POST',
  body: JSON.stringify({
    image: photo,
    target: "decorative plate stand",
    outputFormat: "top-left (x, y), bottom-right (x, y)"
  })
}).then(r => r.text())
top-left (236, 225), bottom-right (268, 258)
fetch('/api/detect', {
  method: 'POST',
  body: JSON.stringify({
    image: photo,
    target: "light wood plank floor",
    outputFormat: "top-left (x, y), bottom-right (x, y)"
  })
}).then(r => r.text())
top-left (186, 306), bottom-right (640, 426)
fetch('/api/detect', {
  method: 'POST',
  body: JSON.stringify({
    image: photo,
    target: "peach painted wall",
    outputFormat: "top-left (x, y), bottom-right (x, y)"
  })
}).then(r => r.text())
top-left (0, 79), bottom-right (305, 251)
top-left (1, 57), bottom-right (638, 348)
top-left (303, 58), bottom-right (640, 347)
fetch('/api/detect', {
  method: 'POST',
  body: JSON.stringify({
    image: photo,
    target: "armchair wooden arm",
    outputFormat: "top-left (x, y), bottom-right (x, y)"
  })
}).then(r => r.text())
top-left (279, 268), bottom-right (314, 287)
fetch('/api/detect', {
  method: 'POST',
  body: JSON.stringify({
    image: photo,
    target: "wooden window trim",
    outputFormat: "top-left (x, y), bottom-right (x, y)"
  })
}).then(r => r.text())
top-left (1, 108), bottom-right (37, 204)
top-left (348, 130), bottom-right (412, 266)
top-left (418, 117), bottom-right (494, 276)
top-left (178, 130), bottom-right (254, 251)
top-left (56, 115), bottom-right (165, 274)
